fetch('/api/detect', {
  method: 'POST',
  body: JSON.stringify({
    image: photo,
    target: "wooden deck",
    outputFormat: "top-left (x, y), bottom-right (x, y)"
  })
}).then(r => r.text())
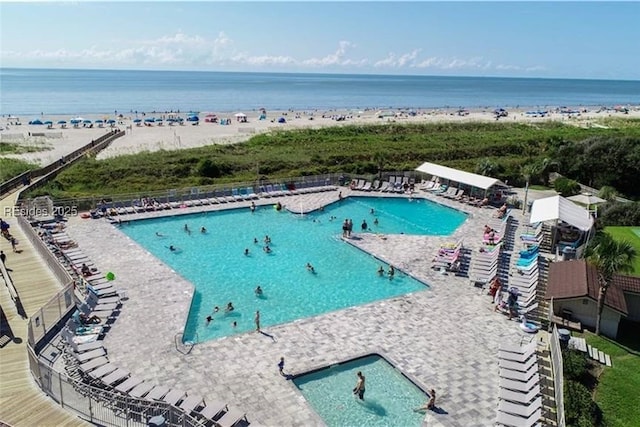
top-left (0, 192), bottom-right (89, 427)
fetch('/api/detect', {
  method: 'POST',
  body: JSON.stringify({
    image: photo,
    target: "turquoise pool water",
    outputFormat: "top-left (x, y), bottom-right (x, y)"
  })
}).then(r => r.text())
top-left (293, 354), bottom-right (428, 427)
top-left (121, 196), bottom-right (466, 341)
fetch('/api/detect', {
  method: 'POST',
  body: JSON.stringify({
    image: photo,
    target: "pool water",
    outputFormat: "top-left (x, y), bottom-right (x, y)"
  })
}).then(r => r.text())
top-left (293, 354), bottom-right (428, 427)
top-left (121, 196), bottom-right (466, 342)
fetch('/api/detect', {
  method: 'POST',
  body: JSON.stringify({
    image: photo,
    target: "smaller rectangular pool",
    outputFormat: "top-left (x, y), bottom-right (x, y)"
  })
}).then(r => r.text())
top-left (292, 354), bottom-right (428, 427)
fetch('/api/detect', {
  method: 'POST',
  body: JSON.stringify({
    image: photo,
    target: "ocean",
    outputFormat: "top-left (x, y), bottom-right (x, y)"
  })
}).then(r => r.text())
top-left (1, 68), bottom-right (639, 116)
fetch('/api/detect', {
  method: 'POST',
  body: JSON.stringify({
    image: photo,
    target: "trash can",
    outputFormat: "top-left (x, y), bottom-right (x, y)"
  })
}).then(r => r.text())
top-left (148, 415), bottom-right (166, 427)
top-left (563, 246), bottom-right (577, 261)
top-left (558, 328), bottom-right (571, 349)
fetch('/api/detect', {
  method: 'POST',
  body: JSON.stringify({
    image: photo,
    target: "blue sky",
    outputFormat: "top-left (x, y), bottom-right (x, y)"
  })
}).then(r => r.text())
top-left (1, 1), bottom-right (639, 79)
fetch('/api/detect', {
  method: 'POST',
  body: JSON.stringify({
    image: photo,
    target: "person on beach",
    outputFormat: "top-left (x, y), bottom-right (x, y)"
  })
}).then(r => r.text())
top-left (278, 357), bottom-right (286, 376)
top-left (0, 250), bottom-right (6, 265)
top-left (353, 371), bottom-right (366, 400)
top-left (255, 310), bottom-right (261, 331)
top-left (10, 237), bottom-right (18, 252)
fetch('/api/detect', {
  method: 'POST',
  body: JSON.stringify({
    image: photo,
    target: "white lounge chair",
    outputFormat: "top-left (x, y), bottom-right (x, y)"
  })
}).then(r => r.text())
top-left (499, 384), bottom-right (541, 404)
top-left (128, 382), bottom-right (156, 398)
top-left (197, 401), bottom-right (228, 421)
top-left (145, 385), bottom-right (170, 401)
top-left (115, 376), bottom-right (145, 393)
top-left (496, 407), bottom-right (542, 427)
top-left (216, 407), bottom-right (247, 427)
top-left (498, 396), bottom-right (542, 418)
top-left (162, 389), bottom-right (186, 406)
top-left (179, 394), bottom-right (204, 413)
top-left (72, 347), bottom-right (106, 363)
top-left (499, 355), bottom-right (538, 372)
top-left (101, 368), bottom-right (130, 386)
top-left (499, 366), bottom-right (538, 382)
top-left (499, 374), bottom-right (540, 392)
top-left (78, 356), bottom-right (109, 374)
top-left (87, 363), bottom-right (118, 380)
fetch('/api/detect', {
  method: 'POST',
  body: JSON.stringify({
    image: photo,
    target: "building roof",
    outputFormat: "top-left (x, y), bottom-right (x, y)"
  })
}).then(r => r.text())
top-left (545, 260), bottom-right (628, 315)
top-left (414, 162), bottom-right (504, 191)
top-left (529, 195), bottom-right (594, 232)
top-left (613, 274), bottom-right (640, 294)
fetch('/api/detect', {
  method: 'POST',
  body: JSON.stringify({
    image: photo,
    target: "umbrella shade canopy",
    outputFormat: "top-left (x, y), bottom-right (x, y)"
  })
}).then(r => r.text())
top-left (277, 117), bottom-right (286, 123)
top-left (95, 119), bottom-right (104, 123)
top-left (567, 193), bottom-right (606, 206)
top-left (83, 119), bottom-right (92, 124)
top-left (234, 113), bottom-right (247, 118)
top-left (133, 118), bottom-right (142, 123)
top-left (144, 118), bottom-right (155, 122)
top-left (70, 118), bottom-right (82, 124)
top-left (155, 118), bottom-right (163, 122)
top-left (43, 120), bottom-right (53, 125)
top-left (186, 116), bottom-right (199, 121)
top-left (57, 120), bottom-right (67, 124)
top-left (107, 119), bottom-right (116, 124)
top-left (29, 119), bottom-right (44, 125)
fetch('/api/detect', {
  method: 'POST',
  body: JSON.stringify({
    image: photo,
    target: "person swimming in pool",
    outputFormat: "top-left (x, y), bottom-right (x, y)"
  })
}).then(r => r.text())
top-left (264, 245), bottom-right (272, 253)
top-left (169, 245), bottom-right (177, 252)
top-left (353, 371), bottom-right (366, 400)
top-left (200, 226), bottom-right (207, 233)
top-left (244, 248), bottom-right (250, 256)
top-left (306, 263), bottom-right (315, 273)
top-left (184, 224), bottom-right (190, 233)
top-left (155, 231), bottom-right (164, 237)
top-left (377, 265), bottom-right (385, 276)
top-left (255, 286), bottom-right (263, 296)
top-left (388, 265), bottom-right (395, 279)
top-left (226, 302), bottom-right (234, 313)
top-left (205, 315), bottom-right (213, 325)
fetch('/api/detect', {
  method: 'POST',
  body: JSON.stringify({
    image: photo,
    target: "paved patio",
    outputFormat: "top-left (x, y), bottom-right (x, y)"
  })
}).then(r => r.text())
top-left (64, 188), bottom-right (534, 427)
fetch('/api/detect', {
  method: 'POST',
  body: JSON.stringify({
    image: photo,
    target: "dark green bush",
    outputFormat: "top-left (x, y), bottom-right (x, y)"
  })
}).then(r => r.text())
top-left (597, 201), bottom-right (640, 227)
top-left (554, 177), bottom-right (581, 196)
top-left (565, 380), bottom-right (600, 427)
top-left (563, 349), bottom-right (589, 381)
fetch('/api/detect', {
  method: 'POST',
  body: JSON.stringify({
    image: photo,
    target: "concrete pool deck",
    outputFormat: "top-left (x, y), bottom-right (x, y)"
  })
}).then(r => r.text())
top-left (64, 188), bottom-right (535, 427)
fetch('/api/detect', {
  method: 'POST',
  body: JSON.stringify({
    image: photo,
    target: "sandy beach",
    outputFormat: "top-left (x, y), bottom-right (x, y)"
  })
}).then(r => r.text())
top-left (1, 106), bottom-right (639, 167)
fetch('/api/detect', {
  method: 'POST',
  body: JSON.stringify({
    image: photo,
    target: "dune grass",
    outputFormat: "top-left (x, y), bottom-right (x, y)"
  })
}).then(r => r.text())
top-left (605, 226), bottom-right (640, 276)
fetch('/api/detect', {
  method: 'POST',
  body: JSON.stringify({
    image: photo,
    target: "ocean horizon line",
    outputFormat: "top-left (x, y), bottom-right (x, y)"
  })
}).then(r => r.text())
top-left (2, 66), bottom-right (639, 83)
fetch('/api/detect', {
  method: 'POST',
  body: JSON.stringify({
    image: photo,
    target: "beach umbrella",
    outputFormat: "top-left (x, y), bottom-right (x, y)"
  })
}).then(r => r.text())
top-left (187, 115), bottom-right (199, 122)
top-left (133, 118), bottom-right (142, 123)
top-left (567, 193), bottom-right (606, 212)
top-left (83, 119), bottom-right (92, 124)
top-left (70, 118), bottom-right (81, 124)
top-left (277, 117), bottom-right (286, 123)
top-left (30, 119), bottom-right (44, 125)
top-left (95, 119), bottom-right (104, 124)
top-left (234, 112), bottom-right (246, 118)
top-left (107, 119), bottom-right (116, 124)
top-left (43, 120), bottom-right (53, 125)
top-left (57, 120), bottom-right (67, 124)
top-left (144, 118), bottom-right (155, 123)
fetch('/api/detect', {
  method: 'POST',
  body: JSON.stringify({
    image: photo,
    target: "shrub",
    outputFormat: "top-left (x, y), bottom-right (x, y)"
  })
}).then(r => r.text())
top-left (563, 349), bottom-right (589, 381)
top-left (565, 380), bottom-right (600, 427)
top-left (554, 177), bottom-right (581, 196)
top-left (597, 201), bottom-right (640, 227)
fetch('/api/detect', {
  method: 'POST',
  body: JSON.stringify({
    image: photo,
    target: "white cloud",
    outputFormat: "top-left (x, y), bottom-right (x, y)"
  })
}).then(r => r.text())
top-left (0, 32), bottom-right (543, 74)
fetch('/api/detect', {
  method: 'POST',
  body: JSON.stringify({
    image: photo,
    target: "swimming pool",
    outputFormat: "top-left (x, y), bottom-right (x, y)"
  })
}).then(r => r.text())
top-left (293, 354), bottom-right (428, 427)
top-left (121, 196), bottom-right (466, 342)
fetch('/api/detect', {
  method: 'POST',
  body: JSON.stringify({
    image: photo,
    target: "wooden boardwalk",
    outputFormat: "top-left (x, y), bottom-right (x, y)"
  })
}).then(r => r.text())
top-left (0, 192), bottom-right (89, 427)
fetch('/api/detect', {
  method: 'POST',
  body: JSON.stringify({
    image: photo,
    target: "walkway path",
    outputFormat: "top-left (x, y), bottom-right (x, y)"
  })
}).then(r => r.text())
top-left (0, 191), bottom-right (89, 427)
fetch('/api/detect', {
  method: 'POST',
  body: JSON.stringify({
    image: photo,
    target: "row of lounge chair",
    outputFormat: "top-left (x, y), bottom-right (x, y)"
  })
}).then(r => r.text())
top-left (421, 176), bottom-right (500, 208)
top-left (350, 176), bottom-right (415, 193)
top-left (95, 182), bottom-right (337, 216)
top-left (35, 217), bottom-right (251, 427)
top-left (496, 340), bottom-right (544, 426)
top-left (470, 213), bottom-right (513, 286)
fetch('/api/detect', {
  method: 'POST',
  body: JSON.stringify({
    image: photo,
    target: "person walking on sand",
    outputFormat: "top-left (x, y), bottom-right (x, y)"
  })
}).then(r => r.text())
top-left (353, 371), bottom-right (365, 400)
top-left (278, 357), bottom-right (285, 376)
top-left (10, 237), bottom-right (18, 252)
top-left (0, 250), bottom-right (6, 265)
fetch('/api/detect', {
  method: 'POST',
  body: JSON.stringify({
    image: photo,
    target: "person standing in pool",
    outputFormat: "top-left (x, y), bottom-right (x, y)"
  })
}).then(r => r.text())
top-left (353, 371), bottom-right (366, 400)
top-left (361, 219), bottom-right (368, 231)
top-left (388, 265), bottom-right (395, 279)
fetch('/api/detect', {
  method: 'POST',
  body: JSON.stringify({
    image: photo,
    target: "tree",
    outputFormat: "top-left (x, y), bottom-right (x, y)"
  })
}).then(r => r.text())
top-left (475, 158), bottom-right (500, 177)
top-left (584, 232), bottom-right (637, 335)
top-left (537, 157), bottom-right (559, 187)
top-left (598, 185), bottom-right (618, 202)
top-left (520, 163), bottom-right (540, 214)
top-left (372, 151), bottom-right (387, 180)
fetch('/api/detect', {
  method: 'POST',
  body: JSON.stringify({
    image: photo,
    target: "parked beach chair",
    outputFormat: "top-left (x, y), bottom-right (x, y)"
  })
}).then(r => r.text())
top-left (78, 356), bottom-right (109, 374)
top-left (115, 376), bottom-right (145, 393)
top-left (496, 407), bottom-right (541, 427)
top-left (87, 363), bottom-right (118, 380)
top-left (162, 389), bottom-right (186, 406)
top-left (378, 181), bottom-right (390, 192)
top-left (216, 407), bottom-right (247, 427)
top-left (128, 381), bottom-right (156, 398)
top-left (101, 368), bottom-right (130, 386)
top-left (61, 328), bottom-right (103, 353)
top-left (197, 401), bottom-right (228, 422)
top-left (179, 394), bottom-right (204, 413)
top-left (71, 347), bottom-right (106, 363)
top-left (499, 342), bottom-right (537, 362)
top-left (145, 385), bottom-right (171, 401)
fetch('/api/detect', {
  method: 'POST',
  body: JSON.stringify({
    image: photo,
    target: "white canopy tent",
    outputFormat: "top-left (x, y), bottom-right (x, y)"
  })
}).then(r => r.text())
top-left (415, 162), bottom-right (505, 191)
top-left (529, 195), bottom-right (594, 231)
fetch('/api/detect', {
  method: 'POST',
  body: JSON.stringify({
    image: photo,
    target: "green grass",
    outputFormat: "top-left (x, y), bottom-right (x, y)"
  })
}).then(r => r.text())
top-left (605, 227), bottom-right (640, 276)
top-left (0, 158), bottom-right (39, 182)
top-left (22, 121), bottom-right (640, 199)
top-left (582, 328), bottom-right (640, 427)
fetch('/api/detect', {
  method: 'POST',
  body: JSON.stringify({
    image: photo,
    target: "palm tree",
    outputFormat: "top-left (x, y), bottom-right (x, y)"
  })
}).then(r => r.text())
top-left (475, 158), bottom-right (500, 177)
top-left (373, 152), bottom-right (386, 180)
top-left (520, 163), bottom-right (540, 214)
top-left (584, 232), bottom-right (637, 335)
top-left (537, 157), bottom-right (559, 187)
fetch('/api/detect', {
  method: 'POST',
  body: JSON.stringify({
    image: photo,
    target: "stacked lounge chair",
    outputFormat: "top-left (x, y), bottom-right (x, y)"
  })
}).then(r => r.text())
top-left (496, 340), bottom-right (543, 426)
